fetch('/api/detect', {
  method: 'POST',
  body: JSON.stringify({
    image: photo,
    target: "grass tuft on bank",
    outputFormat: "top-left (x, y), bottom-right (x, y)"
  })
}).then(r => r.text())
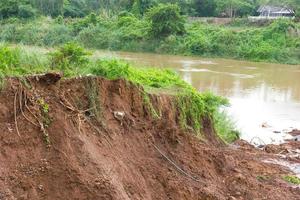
top-left (0, 43), bottom-right (240, 142)
top-left (283, 175), bottom-right (300, 185)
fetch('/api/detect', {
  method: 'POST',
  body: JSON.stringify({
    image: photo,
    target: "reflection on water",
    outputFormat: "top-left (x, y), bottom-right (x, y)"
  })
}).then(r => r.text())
top-left (94, 50), bottom-right (300, 144)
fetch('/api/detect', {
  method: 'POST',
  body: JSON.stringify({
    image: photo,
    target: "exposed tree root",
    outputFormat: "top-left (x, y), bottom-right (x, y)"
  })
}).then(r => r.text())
top-left (14, 91), bottom-right (20, 137)
top-left (59, 92), bottom-right (112, 147)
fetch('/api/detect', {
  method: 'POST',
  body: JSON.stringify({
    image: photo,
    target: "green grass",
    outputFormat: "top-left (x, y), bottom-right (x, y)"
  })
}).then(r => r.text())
top-left (283, 175), bottom-right (300, 185)
top-left (0, 44), bottom-right (239, 142)
top-left (214, 111), bottom-right (240, 143)
top-left (89, 58), bottom-right (232, 134)
top-left (0, 17), bottom-right (299, 64)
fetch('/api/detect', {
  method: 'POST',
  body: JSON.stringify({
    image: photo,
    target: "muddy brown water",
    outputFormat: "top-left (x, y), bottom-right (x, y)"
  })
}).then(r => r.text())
top-left (93, 50), bottom-right (300, 145)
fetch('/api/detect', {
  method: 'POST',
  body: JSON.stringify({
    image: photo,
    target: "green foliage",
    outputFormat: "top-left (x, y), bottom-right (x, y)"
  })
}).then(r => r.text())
top-left (18, 4), bottom-right (37, 18)
top-left (55, 15), bottom-right (64, 24)
top-left (90, 59), bottom-right (130, 79)
top-left (0, 45), bottom-right (50, 76)
top-left (63, 0), bottom-right (87, 18)
top-left (117, 15), bottom-right (150, 41)
top-left (215, 0), bottom-right (254, 17)
top-left (89, 58), bottom-right (229, 134)
top-left (283, 175), bottom-right (300, 185)
top-left (0, 0), bottom-right (298, 19)
top-left (0, 44), bottom-right (236, 140)
top-left (194, 0), bottom-right (217, 17)
top-left (49, 42), bottom-right (90, 72)
top-left (0, 45), bottom-right (20, 72)
top-left (214, 110), bottom-right (240, 143)
top-left (43, 24), bottom-right (73, 46)
top-left (0, 16), bottom-right (299, 64)
top-left (0, 0), bottom-right (36, 19)
top-left (146, 4), bottom-right (186, 38)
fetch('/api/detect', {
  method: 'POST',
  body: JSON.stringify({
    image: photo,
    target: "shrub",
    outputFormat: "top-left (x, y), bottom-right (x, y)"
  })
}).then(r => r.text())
top-left (42, 24), bottom-right (72, 46)
top-left (18, 23), bottom-right (47, 45)
top-left (214, 111), bottom-right (240, 143)
top-left (116, 16), bottom-right (150, 41)
top-left (0, 24), bottom-right (19, 42)
top-left (146, 4), bottom-right (186, 38)
top-left (77, 25), bottom-right (114, 49)
top-left (90, 59), bottom-right (129, 79)
top-left (49, 42), bottom-right (90, 72)
top-left (18, 4), bottom-right (36, 18)
top-left (185, 33), bottom-right (210, 55)
top-left (0, 45), bottom-right (20, 72)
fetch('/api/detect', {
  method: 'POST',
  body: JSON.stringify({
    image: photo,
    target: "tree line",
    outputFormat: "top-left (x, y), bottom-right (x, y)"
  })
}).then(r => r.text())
top-left (0, 0), bottom-right (299, 19)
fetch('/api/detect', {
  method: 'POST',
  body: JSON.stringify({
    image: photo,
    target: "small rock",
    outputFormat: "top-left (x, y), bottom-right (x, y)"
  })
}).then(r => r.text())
top-left (113, 111), bottom-right (125, 121)
top-left (38, 184), bottom-right (44, 191)
top-left (235, 191), bottom-right (241, 196)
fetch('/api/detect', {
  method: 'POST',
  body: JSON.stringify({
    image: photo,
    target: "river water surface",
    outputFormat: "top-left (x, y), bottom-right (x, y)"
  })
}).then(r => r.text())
top-left (94, 50), bottom-right (300, 145)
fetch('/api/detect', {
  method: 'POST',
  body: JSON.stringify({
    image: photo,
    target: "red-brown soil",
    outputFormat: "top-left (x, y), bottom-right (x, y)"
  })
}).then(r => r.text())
top-left (0, 75), bottom-right (299, 200)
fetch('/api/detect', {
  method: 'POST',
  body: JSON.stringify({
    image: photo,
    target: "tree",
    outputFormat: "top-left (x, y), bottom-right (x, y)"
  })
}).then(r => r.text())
top-left (30, 0), bottom-right (63, 16)
top-left (0, 0), bottom-right (19, 19)
top-left (146, 3), bottom-right (186, 38)
top-left (215, 0), bottom-right (254, 17)
top-left (194, 0), bottom-right (217, 17)
top-left (0, 0), bottom-right (36, 19)
top-left (63, 0), bottom-right (88, 17)
top-left (286, 0), bottom-right (300, 18)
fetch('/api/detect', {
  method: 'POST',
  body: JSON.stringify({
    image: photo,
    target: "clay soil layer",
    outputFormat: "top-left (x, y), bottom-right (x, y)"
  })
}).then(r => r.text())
top-left (0, 75), bottom-right (299, 200)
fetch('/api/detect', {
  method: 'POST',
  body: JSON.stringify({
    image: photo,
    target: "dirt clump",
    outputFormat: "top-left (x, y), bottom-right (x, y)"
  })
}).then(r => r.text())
top-left (0, 76), bottom-right (299, 200)
top-left (289, 129), bottom-right (300, 137)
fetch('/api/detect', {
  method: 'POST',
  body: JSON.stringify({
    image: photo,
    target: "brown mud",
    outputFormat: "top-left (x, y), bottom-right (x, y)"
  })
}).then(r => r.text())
top-left (0, 75), bottom-right (299, 200)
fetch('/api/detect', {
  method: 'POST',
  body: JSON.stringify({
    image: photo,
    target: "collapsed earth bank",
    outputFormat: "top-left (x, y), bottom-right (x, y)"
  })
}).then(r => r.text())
top-left (0, 75), bottom-right (299, 200)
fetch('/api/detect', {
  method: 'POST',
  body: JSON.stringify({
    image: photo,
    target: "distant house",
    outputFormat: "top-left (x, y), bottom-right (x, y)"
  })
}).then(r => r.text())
top-left (257, 5), bottom-right (295, 18)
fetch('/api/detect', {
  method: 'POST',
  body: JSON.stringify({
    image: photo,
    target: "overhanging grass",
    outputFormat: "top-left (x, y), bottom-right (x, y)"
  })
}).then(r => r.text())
top-left (89, 58), bottom-right (230, 134)
top-left (0, 44), bottom-right (239, 142)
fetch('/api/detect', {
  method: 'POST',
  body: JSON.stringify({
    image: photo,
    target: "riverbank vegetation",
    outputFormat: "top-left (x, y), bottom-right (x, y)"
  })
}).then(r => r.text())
top-left (1, 0), bottom-right (299, 19)
top-left (0, 43), bottom-right (239, 142)
top-left (283, 175), bottom-right (300, 185)
top-left (0, 1), bottom-right (300, 64)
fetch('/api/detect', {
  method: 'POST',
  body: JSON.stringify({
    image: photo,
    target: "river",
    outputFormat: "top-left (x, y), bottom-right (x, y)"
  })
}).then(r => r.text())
top-left (93, 50), bottom-right (300, 145)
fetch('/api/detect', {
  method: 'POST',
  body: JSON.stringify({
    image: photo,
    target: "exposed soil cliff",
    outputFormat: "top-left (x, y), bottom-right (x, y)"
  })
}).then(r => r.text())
top-left (0, 75), bottom-right (299, 200)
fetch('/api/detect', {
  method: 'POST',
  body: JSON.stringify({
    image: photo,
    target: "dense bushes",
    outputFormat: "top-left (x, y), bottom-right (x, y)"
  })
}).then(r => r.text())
top-left (49, 42), bottom-right (90, 72)
top-left (0, 45), bottom-right (19, 70)
top-left (146, 4), bottom-right (186, 38)
top-left (0, 0), bottom-right (37, 19)
top-left (0, 45), bottom-right (47, 75)
top-left (0, 11), bottom-right (299, 64)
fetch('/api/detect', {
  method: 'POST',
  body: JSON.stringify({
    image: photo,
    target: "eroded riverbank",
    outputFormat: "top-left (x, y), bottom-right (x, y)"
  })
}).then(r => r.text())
top-left (0, 75), bottom-right (299, 199)
top-left (92, 50), bottom-right (300, 145)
